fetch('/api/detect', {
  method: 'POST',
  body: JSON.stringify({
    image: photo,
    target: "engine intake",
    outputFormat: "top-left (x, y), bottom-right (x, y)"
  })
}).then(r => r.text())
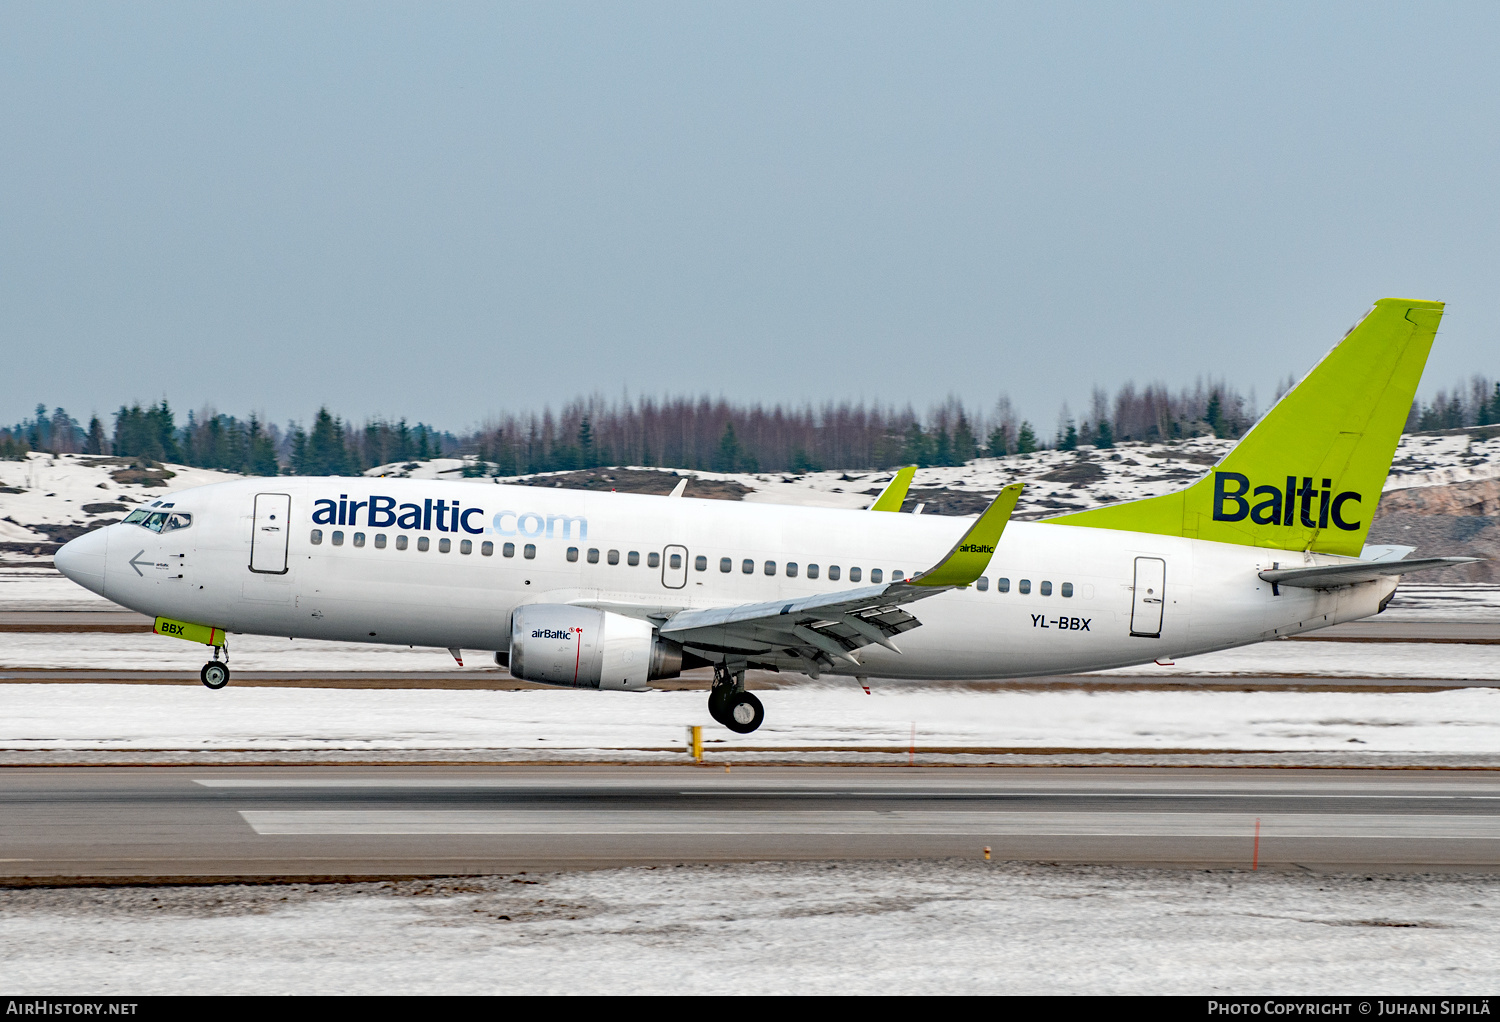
top-left (509, 604), bottom-right (682, 690)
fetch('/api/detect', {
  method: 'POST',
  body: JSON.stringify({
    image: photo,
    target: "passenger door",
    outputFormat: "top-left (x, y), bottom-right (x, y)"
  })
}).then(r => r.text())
top-left (660, 544), bottom-right (688, 589)
top-left (250, 493), bottom-right (292, 574)
top-left (1129, 556), bottom-right (1166, 637)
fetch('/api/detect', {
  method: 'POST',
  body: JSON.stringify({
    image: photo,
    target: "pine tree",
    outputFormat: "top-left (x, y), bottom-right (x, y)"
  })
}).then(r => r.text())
top-left (84, 416), bottom-right (106, 455)
top-left (1058, 421), bottom-right (1078, 451)
top-left (951, 411), bottom-right (978, 464)
top-left (985, 425), bottom-right (1009, 457)
top-left (1095, 419), bottom-right (1115, 449)
top-left (1016, 421), bottom-right (1037, 454)
top-left (713, 422), bottom-right (741, 472)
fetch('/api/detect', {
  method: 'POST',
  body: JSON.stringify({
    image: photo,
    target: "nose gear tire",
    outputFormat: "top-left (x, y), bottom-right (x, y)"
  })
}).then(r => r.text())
top-left (200, 662), bottom-right (230, 690)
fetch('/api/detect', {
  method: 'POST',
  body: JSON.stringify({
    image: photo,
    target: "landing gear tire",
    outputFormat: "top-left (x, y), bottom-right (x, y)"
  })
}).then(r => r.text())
top-left (722, 691), bottom-right (764, 734)
top-left (707, 685), bottom-right (732, 725)
top-left (200, 662), bottom-right (230, 690)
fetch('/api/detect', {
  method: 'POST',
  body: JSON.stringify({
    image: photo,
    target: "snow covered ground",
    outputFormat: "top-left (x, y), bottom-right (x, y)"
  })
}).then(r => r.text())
top-left (4, 425), bottom-right (1496, 545)
top-left (5, 682), bottom-right (1500, 761)
top-left (1, 861), bottom-right (1497, 994)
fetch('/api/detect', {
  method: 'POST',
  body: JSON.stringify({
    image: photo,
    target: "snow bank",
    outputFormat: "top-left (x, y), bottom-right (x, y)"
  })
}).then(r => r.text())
top-left (1, 863), bottom-right (1497, 994)
top-left (5, 683), bottom-right (1500, 756)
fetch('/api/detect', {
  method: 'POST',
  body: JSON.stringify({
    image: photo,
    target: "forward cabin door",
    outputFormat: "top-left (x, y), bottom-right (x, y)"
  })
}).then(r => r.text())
top-left (661, 544), bottom-right (688, 589)
top-left (250, 493), bottom-right (292, 574)
top-left (1129, 556), bottom-right (1166, 637)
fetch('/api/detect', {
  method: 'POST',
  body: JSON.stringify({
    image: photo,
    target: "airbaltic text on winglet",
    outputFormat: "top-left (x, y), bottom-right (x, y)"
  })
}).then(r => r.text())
top-left (958, 543), bottom-right (995, 553)
top-left (312, 495), bottom-right (587, 538)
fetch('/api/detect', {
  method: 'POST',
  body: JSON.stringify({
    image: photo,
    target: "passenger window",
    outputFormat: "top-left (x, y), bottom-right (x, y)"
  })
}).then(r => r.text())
top-left (694, 555), bottom-right (707, 571)
top-left (997, 577), bottom-right (1009, 592)
top-left (828, 566), bottom-right (841, 581)
top-left (720, 557), bottom-right (732, 573)
top-left (332, 531), bottom-right (345, 546)
top-left (742, 559), bottom-right (754, 574)
top-left (524, 544), bottom-right (536, 559)
top-left (764, 561), bottom-right (776, 576)
top-left (892, 570), bottom-right (904, 581)
top-left (374, 534), bottom-right (387, 549)
top-left (808, 564), bottom-right (820, 579)
top-left (587, 548), bottom-right (600, 564)
top-left (503, 542), bottom-right (515, 557)
top-left (977, 576), bottom-right (988, 591)
top-left (608, 549), bottom-right (619, 565)
top-left (417, 536), bottom-right (429, 551)
top-left (871, 569), bottom-right (882, 584)
top-left (849, 567), bottom-right (861, 582)
top-left (460, 539), bottom-right (472, 554)
top-left (439, 537), bottom-right (452, 552)
top-left (630, 551), bottom-right (641, 566)
top-left (567, 547), bottom-right (579, 562)
top-left (396, 535), bottom-right (409, 551)
top-left (353, 532), bottom-right (366, 548)
top-left (1040, 581), bottom-right (1052, 596)
top-left (1061, 582), bottom-right (1073, 597)
top-left (1018, 579), bottom-right (1031, 594)
top-left (648, 552), bottom-right (660, 568)
top-left (310, 529), bottom-right (323, 545)
top-left (786, 562), bottom-right (799, 578)
top-left (481, 541), bottom-right (493, 556)
top-left (669, 553), bottom-right (682, 569)
top-left (163, 513), bottom-right (192, 532)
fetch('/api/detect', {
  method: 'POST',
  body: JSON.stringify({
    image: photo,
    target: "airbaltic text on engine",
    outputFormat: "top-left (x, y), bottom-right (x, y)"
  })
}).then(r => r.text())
top-left (312, 494), bottom-right (587, 538)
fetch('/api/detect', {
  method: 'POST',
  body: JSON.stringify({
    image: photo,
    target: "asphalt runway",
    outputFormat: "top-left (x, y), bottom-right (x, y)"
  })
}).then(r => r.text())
top-left (6, 765), bottom-right (1500, 881)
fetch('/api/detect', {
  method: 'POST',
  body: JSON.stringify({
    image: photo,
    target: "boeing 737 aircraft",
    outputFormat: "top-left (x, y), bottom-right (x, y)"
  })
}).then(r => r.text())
top-left (54, 299), bottom-right (1476, 733)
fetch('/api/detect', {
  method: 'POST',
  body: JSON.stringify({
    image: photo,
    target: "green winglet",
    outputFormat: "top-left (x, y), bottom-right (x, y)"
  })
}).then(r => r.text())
top-left (909, 483), bottom-right (1023, 587)
top-left (869, 465), bottom-right (917, 511)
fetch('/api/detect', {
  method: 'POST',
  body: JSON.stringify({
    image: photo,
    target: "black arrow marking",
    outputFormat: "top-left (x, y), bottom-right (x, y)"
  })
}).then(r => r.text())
top-left (128, 550), bottom-right (152, 577)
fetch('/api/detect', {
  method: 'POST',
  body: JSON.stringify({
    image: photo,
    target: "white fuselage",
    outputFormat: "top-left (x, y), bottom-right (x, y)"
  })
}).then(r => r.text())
top-left (65, 477), bottom-right (1393, 680)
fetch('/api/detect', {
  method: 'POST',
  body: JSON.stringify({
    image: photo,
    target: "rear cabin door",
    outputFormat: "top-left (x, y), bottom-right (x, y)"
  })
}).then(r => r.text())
top-left (250, 493), bottom-right (292, 574)
top-left (661, 545), bottom-right (688, 589)
top-left (1129, 556), bottom-right (1166, 637)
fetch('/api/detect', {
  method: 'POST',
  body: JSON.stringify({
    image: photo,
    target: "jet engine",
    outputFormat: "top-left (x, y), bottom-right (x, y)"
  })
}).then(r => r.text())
top-left (508, 604), bottom-right (683, 691)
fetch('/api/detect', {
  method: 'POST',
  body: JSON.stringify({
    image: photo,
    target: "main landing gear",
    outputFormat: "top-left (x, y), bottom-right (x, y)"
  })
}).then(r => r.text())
top-left (708, 662), bottom-right (764, 734)
top-left (200, 646), bottom-right (230, 690)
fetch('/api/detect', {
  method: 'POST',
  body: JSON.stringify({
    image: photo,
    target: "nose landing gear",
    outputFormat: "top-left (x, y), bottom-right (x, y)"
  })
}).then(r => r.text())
top-left (200, 645), bottom-right (230, 690)
top-left (708, 662), bottom-right (764, 734)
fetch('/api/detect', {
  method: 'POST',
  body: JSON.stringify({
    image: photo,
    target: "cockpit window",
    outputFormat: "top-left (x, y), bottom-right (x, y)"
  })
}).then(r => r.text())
top-left (123, 509), bottom-right (150, 525)
top-left (163, 512), bottom-right (192, 532)
top-left (143, 511), bottom-right (170, 533)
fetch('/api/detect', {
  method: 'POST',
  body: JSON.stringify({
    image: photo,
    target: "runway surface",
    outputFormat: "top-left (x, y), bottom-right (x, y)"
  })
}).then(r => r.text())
top-left (6, 765), bottom-right (1500, 880)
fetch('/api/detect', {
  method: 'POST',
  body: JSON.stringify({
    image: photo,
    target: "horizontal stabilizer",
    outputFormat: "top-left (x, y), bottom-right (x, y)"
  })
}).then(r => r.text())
top-left (1259, 557), bottom-right (1479, 589)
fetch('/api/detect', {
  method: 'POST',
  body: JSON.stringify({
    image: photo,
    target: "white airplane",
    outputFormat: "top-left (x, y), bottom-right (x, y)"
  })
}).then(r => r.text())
top-left (54, 299), bottom-right (1475, 733)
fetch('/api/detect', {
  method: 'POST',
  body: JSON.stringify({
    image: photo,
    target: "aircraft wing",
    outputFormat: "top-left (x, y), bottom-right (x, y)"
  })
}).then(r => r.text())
top-left (1259, 556), bottom-right (1479, 589)
top-left (659, 484), bottom-right (1022, 674)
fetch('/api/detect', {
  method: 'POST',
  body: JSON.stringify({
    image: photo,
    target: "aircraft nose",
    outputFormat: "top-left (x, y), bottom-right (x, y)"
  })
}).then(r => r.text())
top-left (55, 526), bottom-right (108, 596)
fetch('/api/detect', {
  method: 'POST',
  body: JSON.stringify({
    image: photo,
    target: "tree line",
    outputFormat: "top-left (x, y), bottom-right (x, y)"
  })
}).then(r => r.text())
top-left (3, 376), bottom-right (1497, 474)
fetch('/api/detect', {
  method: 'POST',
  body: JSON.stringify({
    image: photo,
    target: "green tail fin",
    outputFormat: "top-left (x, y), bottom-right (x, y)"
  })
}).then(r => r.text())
top-left (1049, 298), bottom-right (1443, 556)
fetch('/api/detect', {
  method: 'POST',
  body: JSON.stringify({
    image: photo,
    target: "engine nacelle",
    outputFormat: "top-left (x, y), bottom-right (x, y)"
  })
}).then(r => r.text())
top-left (509, 604), bottom-right (683, 691)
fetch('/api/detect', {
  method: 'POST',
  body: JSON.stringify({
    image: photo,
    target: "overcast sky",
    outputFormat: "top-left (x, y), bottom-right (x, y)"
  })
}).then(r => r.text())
top-left (3, 2), bottom-right (1497, 432)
